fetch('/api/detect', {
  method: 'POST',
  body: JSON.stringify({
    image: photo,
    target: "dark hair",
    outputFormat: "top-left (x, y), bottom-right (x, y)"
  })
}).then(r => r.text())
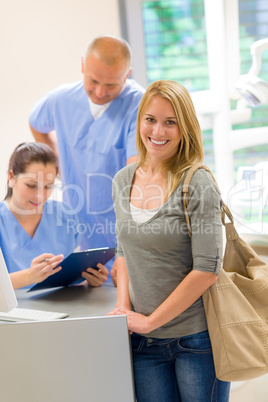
top-left (5, 142), bottom-right (59, 200)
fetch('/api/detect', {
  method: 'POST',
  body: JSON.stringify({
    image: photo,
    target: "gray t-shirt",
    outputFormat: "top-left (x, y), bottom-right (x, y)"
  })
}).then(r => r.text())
top-left (112, 163), bottom-right (223, 338)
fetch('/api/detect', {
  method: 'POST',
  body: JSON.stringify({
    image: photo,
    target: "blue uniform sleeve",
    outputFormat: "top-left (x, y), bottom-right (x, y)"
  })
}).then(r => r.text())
top-left (47, 200), bottom-right (83, 253)
top-left (126, 101), bottom-right (140, 161)
top-left (61, 202), bottom-right (82, 250)
top-left (125, 83), bottom-right (145, 161)
top-left (29, 88), bottom-right (59, 133)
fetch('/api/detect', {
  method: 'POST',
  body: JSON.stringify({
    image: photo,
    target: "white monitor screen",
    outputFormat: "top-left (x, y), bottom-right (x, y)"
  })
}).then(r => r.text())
top-left (0, 248), bottom-right (18, 312)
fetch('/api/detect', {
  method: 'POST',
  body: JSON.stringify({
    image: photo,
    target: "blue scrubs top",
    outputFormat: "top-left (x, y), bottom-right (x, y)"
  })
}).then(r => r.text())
top-left (0, 200), bottom-right (80, 280)
top-left (29, 80), bottom-right (144, 253)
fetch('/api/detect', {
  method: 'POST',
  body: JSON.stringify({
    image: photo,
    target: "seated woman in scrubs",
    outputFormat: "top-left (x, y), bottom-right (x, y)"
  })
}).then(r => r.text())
top-left (0, 142), bottom-right (108, 289)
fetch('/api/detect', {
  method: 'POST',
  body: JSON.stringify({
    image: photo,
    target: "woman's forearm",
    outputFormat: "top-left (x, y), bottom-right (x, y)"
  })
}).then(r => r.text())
top-left (147, 270), bottom-right (218, 332)
top-left (115, 256), bottom-right (132, 310)
top-left (9, 270), bottom-right (31, 290)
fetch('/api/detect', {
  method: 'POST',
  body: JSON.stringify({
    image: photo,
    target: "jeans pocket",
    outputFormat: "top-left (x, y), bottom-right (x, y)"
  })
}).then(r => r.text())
top-left (177, 330), bottom-right (212, 353)
top-left (131, 333), bottom-right (145, 353)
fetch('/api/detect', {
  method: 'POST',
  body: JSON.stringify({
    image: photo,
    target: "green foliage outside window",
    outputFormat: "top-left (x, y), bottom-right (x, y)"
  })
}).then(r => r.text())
top-left (141, 0), bottom-right (209, 92)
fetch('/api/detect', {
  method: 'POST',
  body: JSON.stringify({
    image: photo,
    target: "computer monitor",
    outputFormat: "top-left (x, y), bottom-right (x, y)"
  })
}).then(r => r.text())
top-left (0, 315), bottom-right (135, 402)
top-left (0, 248), bottom-right (18, 312)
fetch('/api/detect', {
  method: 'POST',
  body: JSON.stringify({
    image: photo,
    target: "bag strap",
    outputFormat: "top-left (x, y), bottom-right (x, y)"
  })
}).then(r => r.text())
top-left (182, 164), bottom-right (234, 239)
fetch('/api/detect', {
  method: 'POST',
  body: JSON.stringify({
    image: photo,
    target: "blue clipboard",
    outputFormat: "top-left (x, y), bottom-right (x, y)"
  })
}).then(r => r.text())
top-left (28, 247), bottom-right (115, 292)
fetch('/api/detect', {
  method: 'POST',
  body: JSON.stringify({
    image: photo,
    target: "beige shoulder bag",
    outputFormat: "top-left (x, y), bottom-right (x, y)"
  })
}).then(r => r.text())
top-left (182, 164), bottom-right (268, 382)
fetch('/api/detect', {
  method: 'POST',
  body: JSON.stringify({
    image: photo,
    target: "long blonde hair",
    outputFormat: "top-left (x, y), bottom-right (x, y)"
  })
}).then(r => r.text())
top-left (136, 80), bottom-right (204, 199)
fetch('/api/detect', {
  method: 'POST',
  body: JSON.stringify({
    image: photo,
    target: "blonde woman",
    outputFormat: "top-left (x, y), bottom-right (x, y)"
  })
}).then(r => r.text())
top-left (109, 81), bottom-right (230, 401)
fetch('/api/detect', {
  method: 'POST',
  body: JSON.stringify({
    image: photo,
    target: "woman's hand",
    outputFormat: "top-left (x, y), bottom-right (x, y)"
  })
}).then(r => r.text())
top-left (28, 253), bottom-right (64, 284)
top-left (107, 307), bottom-right (128, 316)
top-left (107, 308), bottom-right (151, 335)
top-left (81, 263), bottom-right (108, 287)
top-left (10, 253), bottom-right (64, 290)
top-left (125, 311), bottom-right (152, 335)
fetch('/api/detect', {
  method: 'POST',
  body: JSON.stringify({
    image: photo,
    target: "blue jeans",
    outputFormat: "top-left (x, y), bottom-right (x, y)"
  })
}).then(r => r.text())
top-left (131, 331), bottom-right (230, 402)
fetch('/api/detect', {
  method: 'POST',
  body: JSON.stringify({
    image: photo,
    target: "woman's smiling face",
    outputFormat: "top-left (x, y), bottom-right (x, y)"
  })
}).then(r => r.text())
top-left (140, 95), bottom-right (181, 162)
top-left (9, 162), bottom-right (57, 214)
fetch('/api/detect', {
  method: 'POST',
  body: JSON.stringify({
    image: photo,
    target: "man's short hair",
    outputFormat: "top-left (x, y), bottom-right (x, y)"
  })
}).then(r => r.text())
top-left (83, 35), bottom-right (132, 72)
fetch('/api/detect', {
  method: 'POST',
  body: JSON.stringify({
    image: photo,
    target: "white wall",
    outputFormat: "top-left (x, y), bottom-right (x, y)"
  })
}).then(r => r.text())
top-left (0, 0), bottom-right (120, 198)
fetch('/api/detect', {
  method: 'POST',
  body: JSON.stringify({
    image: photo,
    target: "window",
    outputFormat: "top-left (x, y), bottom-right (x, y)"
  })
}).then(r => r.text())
top-left (119, 0), bottom-right (209, 91)
top-left (119, 0), bottom-right (215, 167)
top-left (140, 0), bottom-right (209, 91)
top-left (119, 0), bottom-right (268, 233)
top-left (231, 0), bottom-right (268, 232)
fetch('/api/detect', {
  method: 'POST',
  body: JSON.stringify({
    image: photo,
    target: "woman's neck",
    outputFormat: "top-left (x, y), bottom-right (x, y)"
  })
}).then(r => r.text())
top-left (131, 162), bottom-right (168, 209)
top-left (140, 157), bottom-right (166, 177)
top-left (7, 198), bottom-right (43, 238)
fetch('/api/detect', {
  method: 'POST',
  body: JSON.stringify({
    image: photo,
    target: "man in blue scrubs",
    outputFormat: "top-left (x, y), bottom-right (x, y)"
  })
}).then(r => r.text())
top-left (29, 35), bottom-right (145, 285)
